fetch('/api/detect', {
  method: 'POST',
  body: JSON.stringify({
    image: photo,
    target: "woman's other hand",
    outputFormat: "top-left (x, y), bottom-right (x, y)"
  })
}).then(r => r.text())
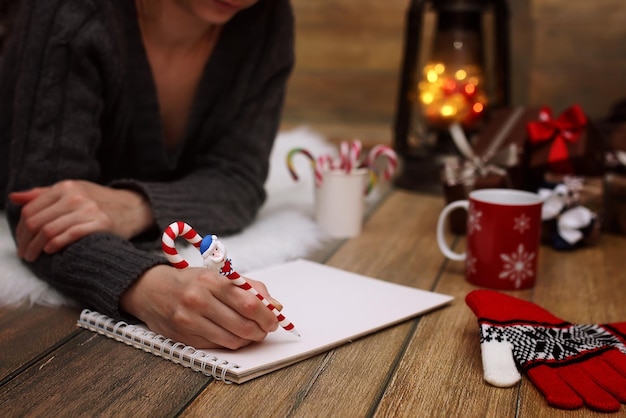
top-left (9, 180), bottom-right (154, 261)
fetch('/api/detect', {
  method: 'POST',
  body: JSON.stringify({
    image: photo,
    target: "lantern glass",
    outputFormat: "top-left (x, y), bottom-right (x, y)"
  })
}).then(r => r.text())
top-left (417, 6), bottom-right (488, 131)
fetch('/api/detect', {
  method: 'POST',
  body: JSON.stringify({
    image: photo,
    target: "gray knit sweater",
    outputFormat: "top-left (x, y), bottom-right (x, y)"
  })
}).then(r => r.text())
top-left (0, 0), bottom-right (294, 318)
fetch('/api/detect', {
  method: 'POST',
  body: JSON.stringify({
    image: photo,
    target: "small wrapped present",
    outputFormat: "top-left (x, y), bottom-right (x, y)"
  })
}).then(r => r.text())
top-left (526, 105), bottom-right (605, 188)
top-left (471, 107), bottom-right (534, 189)
top-left (605, 121), bottom-right (626, 151)
top-left (598, 98), bottom-right (626, 171)
top-left (603, 124), bottom-right (626, 175)
top-left (441, 157), bottom-right (507, 234)
top-left (538, 178), bottom-right (601, 250)
top-left (603, 173), bottom-right (626, 235)
top-left (440, 121), bottom-right (518, 234)
top-left (606, 150), bottom-right (626, 174)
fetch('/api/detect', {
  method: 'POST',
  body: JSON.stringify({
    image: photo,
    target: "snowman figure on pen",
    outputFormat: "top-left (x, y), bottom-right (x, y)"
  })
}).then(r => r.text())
top-left (199, 233), bottom-right (256, 288)
top-left (199, 233), bottom-right (229, 272)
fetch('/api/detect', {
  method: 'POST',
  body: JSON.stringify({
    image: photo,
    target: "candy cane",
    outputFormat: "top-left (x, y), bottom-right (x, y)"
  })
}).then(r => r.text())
top-left (161, 221), bottom-right (203, 269)
top-left (349, 139), bottom-right (363, 171)
top-left (366, 144), bottom-right (398, 181)
top-left (286, 147), bottom-right (323, 188)
top-left (316, 153), bottom-right (336, 180)
top-left (339, 139), bottom-right (363, 174)
top-left (338, 141), bottom-right (350, 173)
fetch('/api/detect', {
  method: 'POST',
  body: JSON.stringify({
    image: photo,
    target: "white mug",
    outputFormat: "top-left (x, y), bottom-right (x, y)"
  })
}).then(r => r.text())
top-left (314, 168), bottom-right (368, 238)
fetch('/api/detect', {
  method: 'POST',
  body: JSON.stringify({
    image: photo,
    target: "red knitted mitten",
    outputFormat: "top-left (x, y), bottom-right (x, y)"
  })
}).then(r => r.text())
top-left (466, 290), bottom-right (626, 412)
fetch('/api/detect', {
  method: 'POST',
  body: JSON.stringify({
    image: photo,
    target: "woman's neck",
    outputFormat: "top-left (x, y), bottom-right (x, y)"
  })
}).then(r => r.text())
top-left (135, 0), bottom-right (222, 149)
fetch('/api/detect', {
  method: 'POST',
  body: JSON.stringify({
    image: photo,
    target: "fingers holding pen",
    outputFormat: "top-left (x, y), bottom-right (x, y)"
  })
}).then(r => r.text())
top-left (121, 266), bottom-right (280, 350)
top-left (210, 275), bottom-right (281, 335)
top-left (162, 224), bottom-right (298, 337)
top-left (169, 273), bottom-right (284, 349)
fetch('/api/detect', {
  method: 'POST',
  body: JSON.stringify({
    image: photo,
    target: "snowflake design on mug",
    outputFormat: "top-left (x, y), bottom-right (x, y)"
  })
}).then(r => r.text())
top-left (513, 213), bottom-right (531, 234)
top-left (465, 251), bottom-right (477, 275)
top-left (467, 202), bottom-right (483, 235)
top-left (499, 244), bottom-right (536, 288)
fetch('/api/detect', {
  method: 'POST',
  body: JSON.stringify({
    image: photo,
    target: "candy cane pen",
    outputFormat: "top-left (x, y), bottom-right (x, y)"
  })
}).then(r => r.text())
top-left (161, 222), bottom-right (300, 337)
top-left (199, 235), bottom-right (300, 337)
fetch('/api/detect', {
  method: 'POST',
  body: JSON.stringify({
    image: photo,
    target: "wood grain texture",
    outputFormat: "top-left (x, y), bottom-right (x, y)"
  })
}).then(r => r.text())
top-left (0, 304), bottom-right (78, 381)
top-left (1, 190), bottom-right (625, 417)
top-left (0, 331), bottom-right (209, 417)
top-left (528, 0), bottom-right (626, 117)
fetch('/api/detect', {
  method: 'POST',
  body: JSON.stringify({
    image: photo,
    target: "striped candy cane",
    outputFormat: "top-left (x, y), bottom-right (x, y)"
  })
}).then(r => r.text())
top-left (339, 139), bottom-right (363, 174)
top-left (161, 221), bottom-right (203, 269)
top-left (349, 139), bottom-right (363, 170)
top-left (317, 153), bottom-right (335, 171)
top-left (366, 144), bottom-right (398, 181)
top-left (161, 222), bottom-right (300, 337)
top-left (286, 147), bottom-right (324, 188)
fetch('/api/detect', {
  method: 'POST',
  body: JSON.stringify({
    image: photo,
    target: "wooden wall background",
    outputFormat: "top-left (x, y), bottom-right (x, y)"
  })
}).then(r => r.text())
top-left (282, 0), bottom-right (626, 145)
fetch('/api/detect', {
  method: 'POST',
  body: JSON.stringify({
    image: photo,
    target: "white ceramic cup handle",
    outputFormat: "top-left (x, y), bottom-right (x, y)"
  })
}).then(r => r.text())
top-left (436, 200), bottom-right (469, 261)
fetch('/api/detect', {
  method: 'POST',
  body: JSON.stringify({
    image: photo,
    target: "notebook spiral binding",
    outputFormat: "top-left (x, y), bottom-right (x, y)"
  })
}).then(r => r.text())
top-left (77, 309), bottom-right (240, 383)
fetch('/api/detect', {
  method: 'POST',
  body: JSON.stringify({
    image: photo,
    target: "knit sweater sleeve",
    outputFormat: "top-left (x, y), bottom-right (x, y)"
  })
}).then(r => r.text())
top-left (3, 0), bottom-right (167, 317)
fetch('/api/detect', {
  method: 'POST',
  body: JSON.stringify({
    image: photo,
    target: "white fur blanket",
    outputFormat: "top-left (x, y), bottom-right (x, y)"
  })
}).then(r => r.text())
top-left (0, 127), bottom-right (380, 308)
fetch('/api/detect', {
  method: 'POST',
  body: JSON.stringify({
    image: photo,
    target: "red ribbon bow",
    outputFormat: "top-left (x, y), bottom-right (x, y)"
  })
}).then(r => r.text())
top-left (527, 104), bottom-right (587, 172)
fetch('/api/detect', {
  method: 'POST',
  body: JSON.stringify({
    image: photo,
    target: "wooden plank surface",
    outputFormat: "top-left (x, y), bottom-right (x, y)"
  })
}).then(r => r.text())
top-left (0, 330), bottom-right (209, 417)
top-left (0, 304), bottom-right (78, 382)
top-left (1, 189), bottom-right (624, 417)
top-left (180, 191), bottom-right (451, 416)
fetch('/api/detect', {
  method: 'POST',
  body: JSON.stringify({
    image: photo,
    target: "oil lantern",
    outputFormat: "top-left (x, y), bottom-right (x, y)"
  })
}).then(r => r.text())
top-left (394, 0), bottom-right (510, 190)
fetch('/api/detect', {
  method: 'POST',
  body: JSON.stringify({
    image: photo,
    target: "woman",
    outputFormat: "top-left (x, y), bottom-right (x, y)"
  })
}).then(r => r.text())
top-left (0, 0), bottom-right (294, 350)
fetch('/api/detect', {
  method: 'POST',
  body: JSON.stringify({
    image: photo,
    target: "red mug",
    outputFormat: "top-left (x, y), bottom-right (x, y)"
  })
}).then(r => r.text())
top-left (436, 189), bottom-right (543, 290)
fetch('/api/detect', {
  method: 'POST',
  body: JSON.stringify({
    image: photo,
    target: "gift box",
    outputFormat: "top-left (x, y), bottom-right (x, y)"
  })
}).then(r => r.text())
top-left (525, 105), bottom-right (605, 189)
top-left (440, 109), bottom-right (531, 234)
top-left (601, 123), bottom-right (626, 175)
top-left (597, 99), bottom-right (626, 175)
top-left (470, 106), bottom-right (533, 190)
top-left (603, 172), bottom-right (626, 235)
top-left (440, 118), bottom-right (519, 234)
top-left (605, 122), bottom-right (626, 153)
top-left (442, 157), bottom-right (507, 234)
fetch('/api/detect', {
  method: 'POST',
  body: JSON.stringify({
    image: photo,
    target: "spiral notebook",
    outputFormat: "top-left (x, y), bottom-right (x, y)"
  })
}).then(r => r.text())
top-left (77, 259), bottom-right (453, 384)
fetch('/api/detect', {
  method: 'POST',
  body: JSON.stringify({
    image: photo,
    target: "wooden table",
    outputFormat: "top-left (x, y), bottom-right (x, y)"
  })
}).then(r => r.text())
top-left (1, 190), bottom-right (625, 417)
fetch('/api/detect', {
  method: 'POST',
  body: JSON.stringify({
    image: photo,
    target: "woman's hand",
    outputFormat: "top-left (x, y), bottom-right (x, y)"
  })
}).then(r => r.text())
top-left (9, 180), bottom-right (154, 262)
top-left (120, 265), bottom-right (281, 350)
